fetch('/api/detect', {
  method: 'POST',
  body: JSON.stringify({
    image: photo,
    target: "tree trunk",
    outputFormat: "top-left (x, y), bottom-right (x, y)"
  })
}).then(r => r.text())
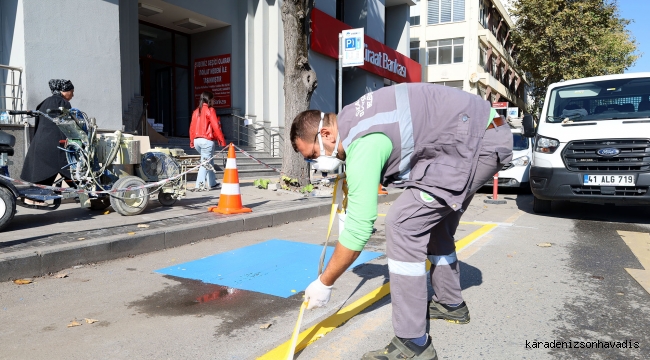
top-left (281, 0), bottom-right (317, 186)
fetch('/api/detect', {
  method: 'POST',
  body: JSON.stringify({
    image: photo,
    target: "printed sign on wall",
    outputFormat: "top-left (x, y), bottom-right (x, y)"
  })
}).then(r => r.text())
top-left (194, 54), bottom-right (231, 109)
top-left (342, 28), bottom-right (365, 67)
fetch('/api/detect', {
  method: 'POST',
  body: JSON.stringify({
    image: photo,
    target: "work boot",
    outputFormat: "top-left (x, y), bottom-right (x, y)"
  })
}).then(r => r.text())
top-left (428, 300), bottom-right (470, 324)
top-left (361, 335), bottom-right (438, 360)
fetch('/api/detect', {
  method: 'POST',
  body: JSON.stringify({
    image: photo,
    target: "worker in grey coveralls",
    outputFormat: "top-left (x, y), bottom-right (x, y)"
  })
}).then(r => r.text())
top-left (292, 83), bottom-right (513, 360)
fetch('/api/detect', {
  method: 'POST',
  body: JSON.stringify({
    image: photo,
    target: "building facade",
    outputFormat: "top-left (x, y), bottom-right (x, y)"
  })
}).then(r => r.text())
top-left (409, 0), bottom-right (527, 116)
top-left (1, 0), bottom-right (418, 144)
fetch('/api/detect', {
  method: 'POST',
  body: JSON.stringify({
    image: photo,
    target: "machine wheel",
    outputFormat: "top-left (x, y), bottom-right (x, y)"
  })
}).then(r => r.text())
top-left (89, 197), bottom-right (111, 210)
top-left (533, 195), bottom-right (552, 213)
top-left (109, 176), bottom-right (149, 216)
top-left (0, 186), bottom-right (16, 232)
top-left (158, 192), bottom-right (177, 207)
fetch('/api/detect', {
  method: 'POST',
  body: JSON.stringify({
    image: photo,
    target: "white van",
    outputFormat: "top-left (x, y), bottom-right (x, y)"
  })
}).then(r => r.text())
top-left (522, 73), bottom-right (650, 213)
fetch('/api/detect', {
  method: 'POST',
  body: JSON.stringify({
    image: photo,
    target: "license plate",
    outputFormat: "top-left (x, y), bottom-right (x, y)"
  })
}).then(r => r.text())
top-left (583, 174), bottom-right (636, 186)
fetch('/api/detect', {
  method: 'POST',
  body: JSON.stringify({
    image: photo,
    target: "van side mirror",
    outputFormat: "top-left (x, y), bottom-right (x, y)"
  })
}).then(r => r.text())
top-left (522, 114), bottom-right (536, 138)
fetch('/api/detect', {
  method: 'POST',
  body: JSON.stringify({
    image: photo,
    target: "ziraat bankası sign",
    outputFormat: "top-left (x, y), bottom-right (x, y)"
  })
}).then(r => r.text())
top-left (310, 8), bottom-right (421, 83)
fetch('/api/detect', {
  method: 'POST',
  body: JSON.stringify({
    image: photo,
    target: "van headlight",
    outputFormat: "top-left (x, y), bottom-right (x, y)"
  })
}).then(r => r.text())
top-left (511, 155), bottom-right (530, 167)
top-left (535, 135), bottom-right (560, 154)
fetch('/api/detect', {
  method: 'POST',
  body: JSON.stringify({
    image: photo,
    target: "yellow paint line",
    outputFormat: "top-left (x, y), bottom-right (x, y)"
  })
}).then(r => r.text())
top-left (504, 210), bottom-right (525, 224)
top-left (459, 221), bottom-right (485, 225)
top-left (617, 231), bottom-right (650, 295)
top-left (258, 223), bottom-right (496, 359)
top-left (455, 224), bottom-right (497, 250)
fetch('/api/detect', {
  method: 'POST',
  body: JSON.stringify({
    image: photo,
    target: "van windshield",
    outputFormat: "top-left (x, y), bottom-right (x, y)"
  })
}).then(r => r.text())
top-left (546, 77), bottom-right (650, 123)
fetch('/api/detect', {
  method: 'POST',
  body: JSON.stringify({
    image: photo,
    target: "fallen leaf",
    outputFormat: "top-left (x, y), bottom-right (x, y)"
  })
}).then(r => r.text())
top-left (13, 279), bottom-right (32, 285)
top-left (84, 318), bottom-right (99, 324)
top-left (537, 242), bottom-right (552, 247)
top-left (77, 237), bottom-right (85, 241)
top-left (54, 273), bottom-right (68, 279)
top-left (103, 210), bottom-right (110, 215)
top-left (127, 232), bottom-right (136, 235)
top-left (137, 224), bottom-right (150, 228)
top-left (67, 320), bottom-right (82, 327)
top-left (260, 323), bottom-right (272, 329)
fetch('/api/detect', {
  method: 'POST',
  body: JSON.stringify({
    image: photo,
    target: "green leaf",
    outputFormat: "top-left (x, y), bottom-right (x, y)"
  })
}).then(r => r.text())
top-left (254, 178), bottom-right (271, 189)
top-left (299, 184), bottom-right (314, 193)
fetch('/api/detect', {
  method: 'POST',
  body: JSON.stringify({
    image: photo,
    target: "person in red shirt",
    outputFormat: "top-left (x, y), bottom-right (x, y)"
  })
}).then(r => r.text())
top-left (189, 91), bottom-right (226, 190)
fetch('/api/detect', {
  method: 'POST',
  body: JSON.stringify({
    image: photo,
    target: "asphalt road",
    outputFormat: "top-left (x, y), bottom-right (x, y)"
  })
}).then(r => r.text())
top-left (1, 191), bottom-right (649, 360)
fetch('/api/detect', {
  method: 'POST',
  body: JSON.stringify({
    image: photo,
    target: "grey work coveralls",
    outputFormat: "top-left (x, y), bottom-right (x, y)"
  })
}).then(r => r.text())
top-left (337, 83), bottom-right (513, 338)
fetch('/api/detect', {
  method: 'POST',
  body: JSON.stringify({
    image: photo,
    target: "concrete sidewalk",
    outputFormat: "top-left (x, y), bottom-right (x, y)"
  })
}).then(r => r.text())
top-left (0, 179), bottom-right (401, 281)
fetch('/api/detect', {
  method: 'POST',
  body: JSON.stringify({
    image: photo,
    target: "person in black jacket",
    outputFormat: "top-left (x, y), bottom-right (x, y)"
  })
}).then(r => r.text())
top-left (21, 79), bottom-right (75, 186)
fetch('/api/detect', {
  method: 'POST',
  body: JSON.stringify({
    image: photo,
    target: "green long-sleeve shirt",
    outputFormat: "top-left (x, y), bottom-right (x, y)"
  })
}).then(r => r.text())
top-left (338, 109), bottom-right (500, 251)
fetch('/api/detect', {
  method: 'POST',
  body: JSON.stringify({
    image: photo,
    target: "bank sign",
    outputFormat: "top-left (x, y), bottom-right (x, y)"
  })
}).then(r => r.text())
top-left (311, 8), bottom-right (420, 83)
top-left (194, 54), bottom-right (231, 109)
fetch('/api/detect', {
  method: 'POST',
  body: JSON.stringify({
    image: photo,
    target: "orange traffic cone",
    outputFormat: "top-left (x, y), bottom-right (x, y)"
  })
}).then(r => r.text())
top-left (208, 144), bottom-right (252, 214)
top-left (378, 184), bottom-right (388, 195)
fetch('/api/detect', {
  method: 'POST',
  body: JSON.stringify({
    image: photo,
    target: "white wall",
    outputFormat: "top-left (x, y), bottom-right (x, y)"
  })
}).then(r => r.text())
top-left (23, 0), bottom-right (123, 129)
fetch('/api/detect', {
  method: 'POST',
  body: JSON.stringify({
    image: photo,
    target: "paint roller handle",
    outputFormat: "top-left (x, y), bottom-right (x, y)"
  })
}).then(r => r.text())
top-left (304, 275), bottom-right (333, 310)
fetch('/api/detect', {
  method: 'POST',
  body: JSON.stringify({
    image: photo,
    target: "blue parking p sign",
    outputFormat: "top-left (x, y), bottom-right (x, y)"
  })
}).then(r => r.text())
top-left (342, 28), bottom-right (364, 67)
top-left (345, 38), bottom-right (357, 50)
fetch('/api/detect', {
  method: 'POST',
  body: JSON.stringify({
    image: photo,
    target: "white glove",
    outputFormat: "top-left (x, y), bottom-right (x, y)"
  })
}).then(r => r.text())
top-left (305, 275), bottom-right (333, 310)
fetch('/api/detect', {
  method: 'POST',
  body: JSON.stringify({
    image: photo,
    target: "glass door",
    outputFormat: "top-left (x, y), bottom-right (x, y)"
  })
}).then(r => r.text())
top-left (139, 22), bottom-right (190, 137)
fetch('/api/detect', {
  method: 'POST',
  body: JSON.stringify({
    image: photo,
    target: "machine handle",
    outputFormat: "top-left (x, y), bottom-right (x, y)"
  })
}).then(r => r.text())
top-left (8, 110), bottom-right (34, 116)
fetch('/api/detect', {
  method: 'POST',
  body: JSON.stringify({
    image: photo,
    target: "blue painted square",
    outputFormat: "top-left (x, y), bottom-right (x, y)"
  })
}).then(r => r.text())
top-left (155, 239), bottom-right (383, 298)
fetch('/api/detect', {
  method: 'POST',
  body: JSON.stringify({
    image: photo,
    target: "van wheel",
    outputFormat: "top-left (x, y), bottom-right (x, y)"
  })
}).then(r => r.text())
top-left (533, 196), bottom-right (552, 213)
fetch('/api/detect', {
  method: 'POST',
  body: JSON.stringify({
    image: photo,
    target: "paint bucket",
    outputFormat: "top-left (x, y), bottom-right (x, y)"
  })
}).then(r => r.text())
top-left (337, 210), bottom-right (346, 236)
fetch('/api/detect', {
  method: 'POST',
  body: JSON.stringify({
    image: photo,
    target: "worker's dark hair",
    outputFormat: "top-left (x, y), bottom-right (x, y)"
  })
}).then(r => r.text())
top-left (290, 110), bottom-right (332, 152)
top-left (197, 91), bottom-right (214, 115)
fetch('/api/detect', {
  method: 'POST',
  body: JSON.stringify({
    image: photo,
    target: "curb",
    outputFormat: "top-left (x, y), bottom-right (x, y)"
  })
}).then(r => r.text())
top-left (0, 191), bottom-right (402, 281)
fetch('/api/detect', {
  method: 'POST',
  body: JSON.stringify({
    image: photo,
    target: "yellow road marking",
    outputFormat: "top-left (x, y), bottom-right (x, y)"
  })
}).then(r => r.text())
top-left (258, 223), bottom-right (497, 359)
top-left (617, 231), bottom-right (650, 295)
top-left (504, 210), bottom-right (525, 224)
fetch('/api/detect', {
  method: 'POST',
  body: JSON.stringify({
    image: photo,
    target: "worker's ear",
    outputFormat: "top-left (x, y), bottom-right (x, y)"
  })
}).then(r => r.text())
top-left (319, 126), bottom-right (336, 143)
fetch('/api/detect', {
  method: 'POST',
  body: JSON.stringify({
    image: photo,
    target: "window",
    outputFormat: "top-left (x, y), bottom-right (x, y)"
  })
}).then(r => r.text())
top-left (427, 0), bottom-right (465, 25)
top-left (427, 38), bottom-right (464, 65)
top-left (410, 0), bottom-right (421, 26)
top-left (434, 80), bottom-right (464, 89)
top-left (410, 40), bottom-right (420, 62)
top-left (479, 43), bottom-right (487, 67)
top-left (478, 0), bottom-right (489, 29)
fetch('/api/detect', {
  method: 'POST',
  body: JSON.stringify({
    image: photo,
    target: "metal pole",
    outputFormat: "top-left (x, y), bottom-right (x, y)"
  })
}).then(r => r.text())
top-left (338, 33), bottom-right (343, 113)
top-left (484, 172), bottom-right (507, 204)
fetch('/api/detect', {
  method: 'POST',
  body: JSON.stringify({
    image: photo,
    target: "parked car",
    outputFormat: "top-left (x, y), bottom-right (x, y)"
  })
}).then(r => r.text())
top-left (484, 127), bottom-right (532, 190)
top-left (522, 72), bottom-right (650, 213)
